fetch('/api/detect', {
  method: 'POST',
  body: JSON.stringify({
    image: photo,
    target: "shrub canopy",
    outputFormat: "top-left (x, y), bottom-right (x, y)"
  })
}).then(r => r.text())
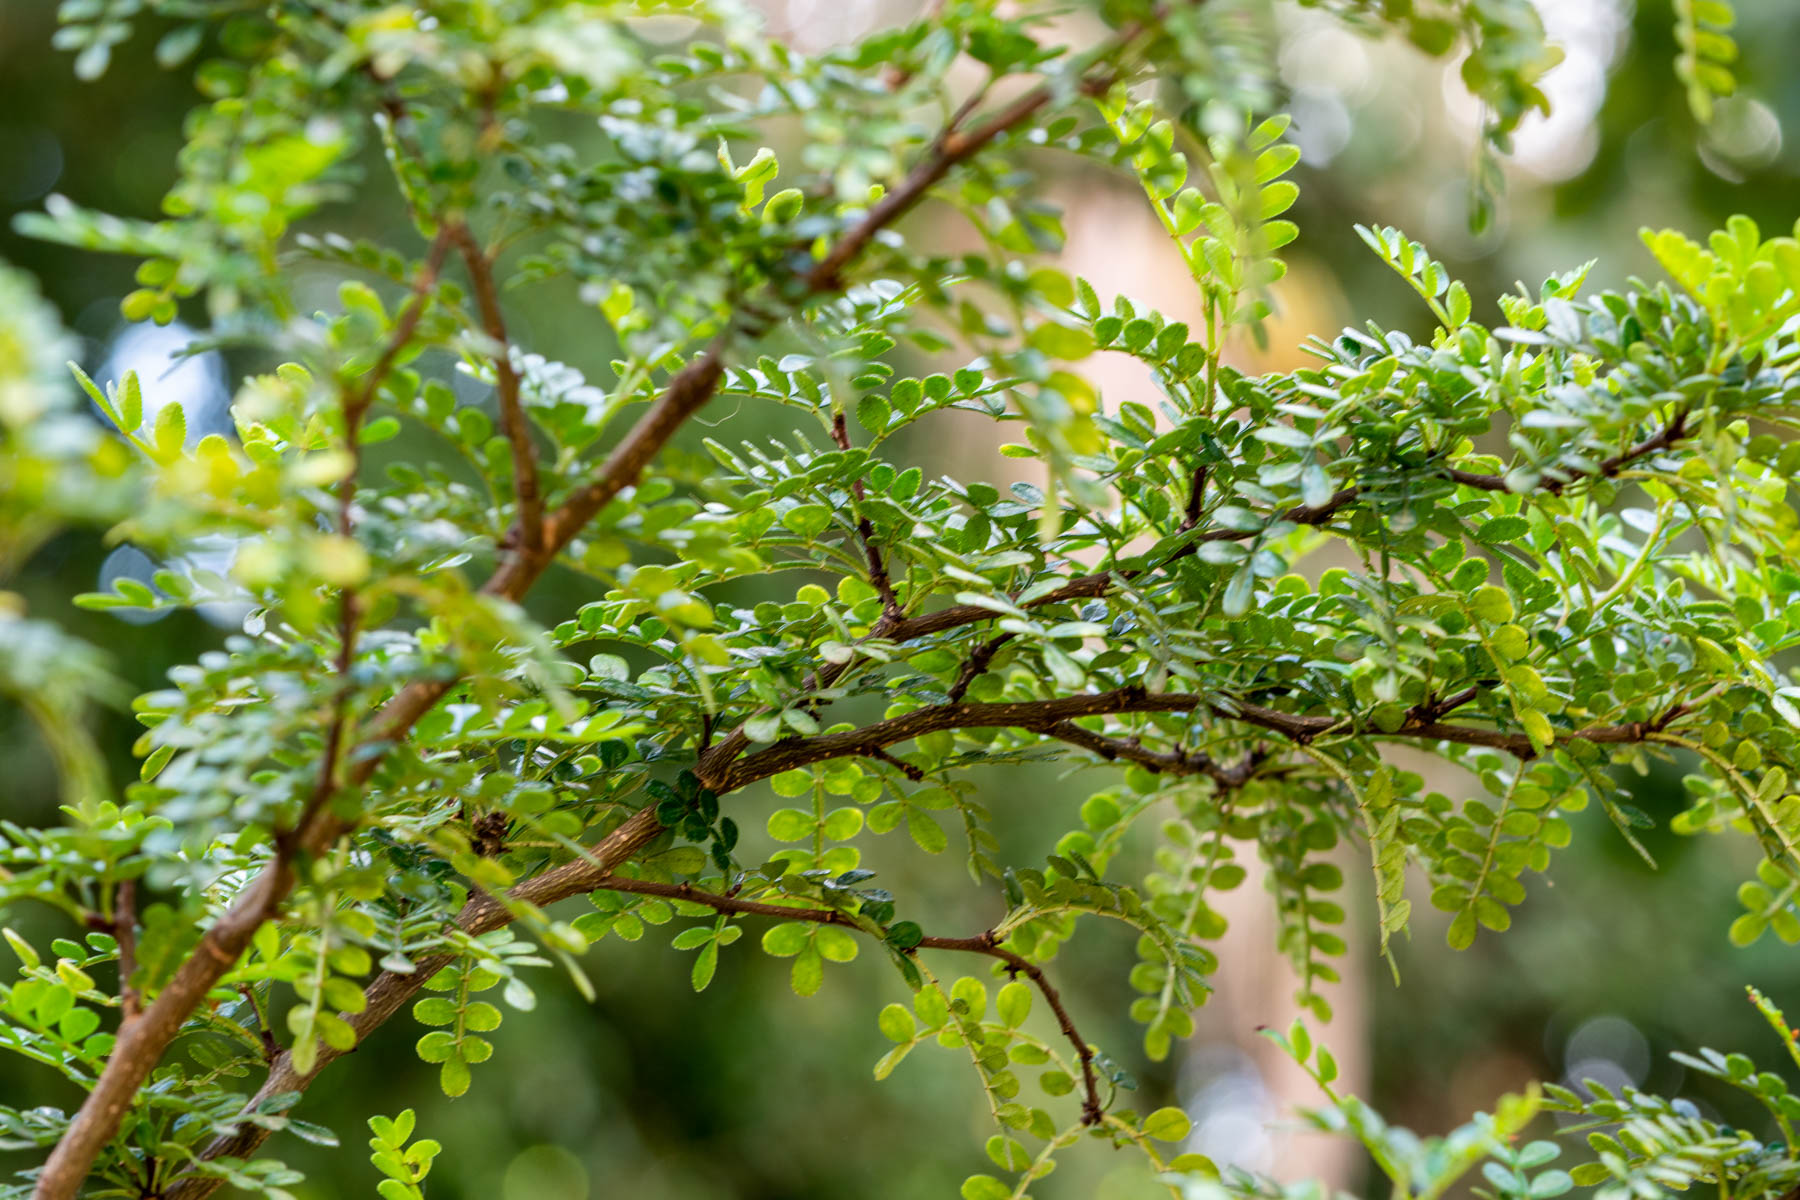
top-left (6, 2), bottom-right (1800, 1199)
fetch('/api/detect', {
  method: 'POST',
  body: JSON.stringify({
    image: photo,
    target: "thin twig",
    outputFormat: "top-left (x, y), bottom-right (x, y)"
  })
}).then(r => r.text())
top-left (804, 22), bottom-right (1148, 292)
top-left (832, 411), bottom-right (898, 614)
top-left (947, 633), bottom-right (1015, 703)
top-left (584, 877), bottom-right (1106, 1125)
top-left (448, 220), bottom-right (543, 553)
top-left (1039, 720), bottom-right (1264, 789)
top-left (862, 744), bottom-right (926, 781)
top-left (755, 407), bottom-right (1695, 731)
top-left (33, 230), bottom-right (453, 1200)
top-left (1441, 412), bottom-right (1690, 496)
top-left (237, 985), bottom-right (278, 1064)
top-left (114, 879), bottom-right (138, 1024)
top-left (924, 931), bottom-right (1104, 1126)
top-left (1180, 464), bottom-right (1207, 530)
top-left (881, 0), bottom-right (950, 89)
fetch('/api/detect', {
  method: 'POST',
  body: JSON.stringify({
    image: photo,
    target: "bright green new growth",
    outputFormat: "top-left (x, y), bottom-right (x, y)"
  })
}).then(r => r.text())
top-left (5, 0), bottom-right (1800, 1198)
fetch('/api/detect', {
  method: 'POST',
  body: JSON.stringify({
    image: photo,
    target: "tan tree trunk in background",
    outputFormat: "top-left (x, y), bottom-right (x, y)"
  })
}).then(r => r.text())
top-left (1060, 182), bottom-right (1369, 1182)
top-left (755, 1), bottom-right (1379, 1172)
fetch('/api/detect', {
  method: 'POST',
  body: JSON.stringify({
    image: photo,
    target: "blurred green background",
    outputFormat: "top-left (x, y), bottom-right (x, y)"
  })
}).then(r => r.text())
top-left (4, 1), bottom-right (1800, 1195)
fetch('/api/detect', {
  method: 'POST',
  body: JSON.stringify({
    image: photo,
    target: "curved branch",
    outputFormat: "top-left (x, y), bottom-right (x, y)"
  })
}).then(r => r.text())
top-left (1039, 720), bottom-right (1265, 789)
top-left (1440, 410), bottom-right (1690, 495)
top-left (708, 686), bottom-right (1700, 793)
top-left (832, 411), bottom-right (897, 613)
top-left (32, 229), bottom-right (455, 1200)
top-left (578, 878), bottom-right (1106, 1126)
top-left (163, 809), bottom-right (665, 1199)
top-left (769, 408), bottom-right (1697, 717)
top-left (449, 220), bottom-right (543, 554)
top-left (135, 30), bottom-right (1166, 1195)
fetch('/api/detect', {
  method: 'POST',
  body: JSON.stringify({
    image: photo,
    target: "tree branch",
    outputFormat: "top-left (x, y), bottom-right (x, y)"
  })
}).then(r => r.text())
top-left (165, 678), bottom-right (1695, 1200)
top-left (448, 220), bottom-right (543, 554)
top-left (803, 14), bottom-right (1151, 292)
top-left (947, 633), bottom-right (1015, 704)
top-left (33, 232), bottom-right (455, 1200)
top-left (1180, 464), bottom-right (1207, 530)
top-left (708, 686), bottom-right (1702, 793)
top-left (1039, 721), bottom-right (1266, 789)
top-left (113, 879), bottom-right (139, 1024)
top-left (832, 411), bottom-right (898, 614)
top-left (1440, 410), bottom-right (1690, 495)
top-left (579, 877), bottom-right (1106, 1125)
top-left (735, 405), bottom-right (1697, 757)
top-left (921, 931), bottom-right (1104, 1126)
top-left (144, 58), bottom-right (1164, 1188)
top-left (163, 809), bottom-right (666, 1199)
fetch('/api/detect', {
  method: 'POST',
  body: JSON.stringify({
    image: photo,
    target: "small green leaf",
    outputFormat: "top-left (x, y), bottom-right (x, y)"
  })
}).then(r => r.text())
top-left (960, 1175), bottom-right (1011, 1200)
top-left (439, 1058), bottom-right (471, 1098)
top-left (691, 942), bottom-right (719, 991)
top-left (1475, 515), bottom-right (1531, 544)
top-left (1142, 1106), bottom-right (1192, 1141)
top-left (996, 981), bottom-right (1031, 1028)
top-left (878, 1003), bottom-right (914, 1043)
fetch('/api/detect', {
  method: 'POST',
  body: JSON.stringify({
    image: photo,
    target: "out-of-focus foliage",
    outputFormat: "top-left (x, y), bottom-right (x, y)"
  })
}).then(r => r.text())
top-left (0, 263), bottom-right (135, 820)
top-left (1188, 997), bottom-right (1800, 1200)
top-left (2, 1), bottom-right (1800, 1199)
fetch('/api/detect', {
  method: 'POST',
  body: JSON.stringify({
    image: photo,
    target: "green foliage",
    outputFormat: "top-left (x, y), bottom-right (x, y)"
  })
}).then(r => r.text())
top-left (1, 1), bottom-right (1798, 1198)
top-left (367, 1109), bottom-right (439, 1200)
top-left (1177, 1000), bottom-right (1800, 1200)
top-left (1674, 0), bottom-right (1741, 123)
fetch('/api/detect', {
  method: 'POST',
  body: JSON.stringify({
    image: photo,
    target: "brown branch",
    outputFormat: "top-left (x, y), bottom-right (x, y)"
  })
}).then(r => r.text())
top-left (1440, 410), bottom-right (1690, 496)
top-left (580, 878), bottom-right (1106, 1125)
top-left (67, 15), bottom-right (1301, 1194)
top-left (342, 228), bottom-right (455, 453)
top-left (947, 633), bottom-right (1015, 703)
top-left (37, 861), bottom-right (299, 1198)
top-left (872, 488), bottom-right (1363, 657)
top-left (1408, 683), bottom-right (1487, 724)
top-left (448, 220), bottom-right (543, 554)
top-left (237, 985), bottom-right (278, 1064)
top-left (862, 744), bottom-right (926, 781)
top-left (163, 809), bottom-right (665, 1199)
top-left (278, 226), bottom-right (457, 860)
top-left (167, 679), bottom-right (1696, 1199)
top-left (881, 0), bottom-right (949, 89)
top-left (33, 232), bottom-right (455, 1200)
top-left (1040, 721), bottom-right (1264, 789)
top-left (832, 411), bottom-right (897, 614)
top-left (114, 879), bottom-right (138, 1024)
top-left (709, 686), bottom-right (1702, 793)
top-left (1180, 464), bottom-right (1208, 530)
top-left (489, 343), bottom-right (731, 598)
top-left (925, 931), bottom-right (1104, 1125)
top-left (153, 62), bottom-right (1147, 1188)
top-left (732, 408), bottom-right (1694, 760)
top-left (803, 23), bottom-right (1145, 293)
